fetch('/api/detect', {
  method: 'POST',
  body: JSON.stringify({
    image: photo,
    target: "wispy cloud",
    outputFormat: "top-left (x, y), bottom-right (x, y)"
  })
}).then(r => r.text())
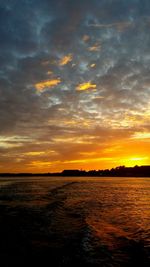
top-left (35, 79), bottom-right (61, 91)
top-left (88, 21), bottom-right (132, 31)
top-left (82, 35), bottom-right (90, 42)
top-left (88, 44), bottom-right (101, 52)
top-left (76, 82), bottom-right (96, 91)
top-left (1, 0), bottom-right (150, 172)
top-left (131, 132), bottom-right (150, 139)
top-left (59, 54), bottom-right (73, 66)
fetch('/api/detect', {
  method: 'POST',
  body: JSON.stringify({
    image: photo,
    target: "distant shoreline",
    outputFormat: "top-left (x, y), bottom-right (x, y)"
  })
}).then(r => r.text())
top-left (0, 165), bottom-right (150, 177)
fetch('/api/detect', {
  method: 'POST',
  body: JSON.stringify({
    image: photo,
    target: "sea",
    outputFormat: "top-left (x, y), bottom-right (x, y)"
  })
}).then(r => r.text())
top-left (0, 176), bottom-right (150, 267)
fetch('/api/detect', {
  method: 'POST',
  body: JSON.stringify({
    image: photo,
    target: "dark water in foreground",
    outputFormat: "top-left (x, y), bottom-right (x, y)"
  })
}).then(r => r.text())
top-left (0, 177), bottom-right (150, 267)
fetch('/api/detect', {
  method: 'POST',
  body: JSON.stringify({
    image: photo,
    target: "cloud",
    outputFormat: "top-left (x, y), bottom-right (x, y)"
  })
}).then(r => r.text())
top-left (88, 21), bottom-right (132, 31)
top-left (59, 54), bottom-right (73, 66)
top-left (131, 132), bottom-right (150, 140)
top-left (34, 78), bottom-right (61, 91)
top-left (76, 82), bottom-right (97, 91)
top-left (82, 35), bottom-right (90, 42)
top-left (1, 0), bottom-right (150, 171)
top-left (88, 44), bottom-right (101, 52)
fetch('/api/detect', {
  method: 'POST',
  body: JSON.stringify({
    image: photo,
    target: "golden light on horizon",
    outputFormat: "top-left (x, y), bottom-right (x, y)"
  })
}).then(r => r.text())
top-left (0, 126), bottom-right (150, 173)
top-left (1, 1), bottom-right (150, 175)
top-left (117, 156), bottom-right (149, 167)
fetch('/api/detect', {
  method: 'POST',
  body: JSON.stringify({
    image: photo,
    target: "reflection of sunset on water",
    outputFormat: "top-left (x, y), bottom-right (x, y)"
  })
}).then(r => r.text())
top-left (1, 176), bottom-right (150, 266)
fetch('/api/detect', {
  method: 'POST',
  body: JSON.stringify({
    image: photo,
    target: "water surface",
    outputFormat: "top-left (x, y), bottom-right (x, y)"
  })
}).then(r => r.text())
top-left (0, 176), bottom-right (150, 266)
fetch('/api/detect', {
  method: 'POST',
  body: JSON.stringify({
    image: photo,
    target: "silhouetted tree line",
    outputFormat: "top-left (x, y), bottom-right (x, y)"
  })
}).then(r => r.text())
top-left (1, 165), bottom-right (150, 177)
top-left (61, 166), bottom-right (150, 177)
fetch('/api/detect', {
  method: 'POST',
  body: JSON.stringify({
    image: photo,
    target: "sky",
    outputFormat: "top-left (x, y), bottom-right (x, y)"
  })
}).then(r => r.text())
top-left (0, 0), bottom-right (150, 173)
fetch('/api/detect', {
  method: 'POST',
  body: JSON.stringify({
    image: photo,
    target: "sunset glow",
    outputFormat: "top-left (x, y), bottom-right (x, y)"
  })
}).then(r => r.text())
top-left (0, 1), bottom-right (150, 173)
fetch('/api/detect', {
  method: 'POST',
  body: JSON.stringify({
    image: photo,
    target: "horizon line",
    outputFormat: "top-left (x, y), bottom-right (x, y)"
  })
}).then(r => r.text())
top-left (0, 165), bottom-right (150, 176)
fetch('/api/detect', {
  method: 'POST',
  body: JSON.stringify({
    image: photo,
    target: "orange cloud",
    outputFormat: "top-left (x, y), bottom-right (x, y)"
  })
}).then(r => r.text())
top-left (90, 63), bottom-right (96, 68)
top-left (88, 44), bottom-right (101, 52)
top-left (82, 35), bottom-right (90, 42)
top-left (25, 151), bottom-right (45, 156)
top-left (35, 78), bottom-right (61, 91)
top-left (47, 70), bottom-right (53, 75)
top-left (59, 54), bottom-right (73, 66)
top-left (131, 132), bottom-right (150, 140)
top-left (76, 82), bottom-right (96, 91)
